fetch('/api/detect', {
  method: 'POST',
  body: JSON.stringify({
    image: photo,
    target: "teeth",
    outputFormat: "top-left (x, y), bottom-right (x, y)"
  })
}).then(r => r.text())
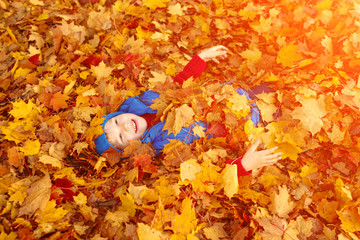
top-left (132, 120), bottom-right (137, 132)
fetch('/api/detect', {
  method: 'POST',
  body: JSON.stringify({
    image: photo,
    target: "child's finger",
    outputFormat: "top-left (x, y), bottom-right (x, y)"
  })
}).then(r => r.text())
top-left (265, 153), bottom-right (282, 161)
top-left (212, 58), bottom-right (220, 64)
top-left (248, 140), bottom-right (261, 152)
top-left (262, 146), bottom-right (278, 155)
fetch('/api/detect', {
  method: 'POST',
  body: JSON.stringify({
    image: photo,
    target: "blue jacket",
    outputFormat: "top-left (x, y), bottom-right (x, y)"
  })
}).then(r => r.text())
top-left (94, 89), bottom-right (260, 155)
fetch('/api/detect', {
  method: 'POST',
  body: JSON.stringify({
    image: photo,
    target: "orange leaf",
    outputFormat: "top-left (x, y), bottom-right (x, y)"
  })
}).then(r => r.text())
top-left (277, 45), bottom-right (302, 67)
top-left (50, 92), bottom-right (69, 111)
top-left (8, 147), bottom-right (24, 168)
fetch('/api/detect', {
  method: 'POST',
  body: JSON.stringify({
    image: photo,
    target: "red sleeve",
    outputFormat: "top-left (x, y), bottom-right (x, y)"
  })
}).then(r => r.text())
top-left (226, 158), bottom-right (252, 177)
top-left (173, 55), bottom-right (207, 85)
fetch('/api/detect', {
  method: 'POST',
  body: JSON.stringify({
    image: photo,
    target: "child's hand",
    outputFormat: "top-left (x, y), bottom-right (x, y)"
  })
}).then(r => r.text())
top-left (198, 45), bottom-right (229, 64)
top-left (241, 140), bottom-right (282, 172)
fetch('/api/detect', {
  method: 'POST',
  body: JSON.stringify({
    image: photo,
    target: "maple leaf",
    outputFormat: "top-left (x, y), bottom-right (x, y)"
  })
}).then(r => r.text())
top-left (203, 224), bottom-right (228, 240)
top-left (222, 164), bottom-right (239, 199)
top-left (180, 159), bottom-right (201, 182)
top-left (18, 173), bottom-right (51, 216)
top-left (291, 95), bottom-right (327, 135)
top-left (277, 45), bottom-right (302, 67)
top-left (8, 147), bottom-right (24, 168)
top-left (142, 0), bottom-right (170, 10)
top-left (20, 139), bottom-right (41, 156)
top-left (50, 92), bottom-right (69, 111)
top-left (10, 99), bottom-right (40, 119)
top-left (137, 223), bottom-right (164, 240)
top-left (133, 154), bottom-right (157, 173)
top-left (35, 199), bottom-right (68, 223)
top-left (240, 47), bottom-right (262, 63)
top-left (171, 197), bottom-right (198, 235)
top-left (164, 104), bottom-right (195, 135)
top-left (91, 61), bottom-right (113, 81)
top-left (269, 185), bottom-right (296, 218)
top-left (39, 154), bottom-right (62, 168)
top-left (58, 20), bottom-right (88, 43)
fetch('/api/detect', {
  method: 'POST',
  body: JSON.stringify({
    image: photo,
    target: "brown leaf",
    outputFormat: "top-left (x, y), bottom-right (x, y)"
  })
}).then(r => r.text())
top-left (18, 173), bottom-right (52, 216)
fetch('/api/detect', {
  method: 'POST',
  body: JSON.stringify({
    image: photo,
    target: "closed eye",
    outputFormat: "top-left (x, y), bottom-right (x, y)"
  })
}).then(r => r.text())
top-left (119, 133), bottom-right (123, 143)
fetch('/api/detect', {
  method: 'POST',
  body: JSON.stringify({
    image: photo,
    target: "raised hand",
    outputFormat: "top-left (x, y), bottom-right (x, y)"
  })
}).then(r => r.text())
top-left (197, 45), bottom-right (229, 64)
top-left (241, 140), bottom-right (282, 172)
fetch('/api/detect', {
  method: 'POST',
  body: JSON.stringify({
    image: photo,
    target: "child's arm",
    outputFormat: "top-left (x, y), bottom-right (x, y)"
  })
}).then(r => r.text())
top-left (227, 140), bottom-right (282, 176)
top-left (174, 45), bottom-right (229, 85)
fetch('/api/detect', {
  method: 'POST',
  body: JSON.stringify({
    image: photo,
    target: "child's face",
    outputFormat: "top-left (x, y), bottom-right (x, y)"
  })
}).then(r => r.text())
top-left (104, 113), bottom-right (147, 150)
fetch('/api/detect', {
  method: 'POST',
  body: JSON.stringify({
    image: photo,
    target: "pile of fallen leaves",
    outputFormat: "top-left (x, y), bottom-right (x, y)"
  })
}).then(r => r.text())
top-left (1, 0), bottom-right (360, 239)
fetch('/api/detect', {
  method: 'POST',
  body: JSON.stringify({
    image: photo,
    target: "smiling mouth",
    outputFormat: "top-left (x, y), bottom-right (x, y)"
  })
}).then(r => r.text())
top-left (132, 119), bottom-right (137, 133)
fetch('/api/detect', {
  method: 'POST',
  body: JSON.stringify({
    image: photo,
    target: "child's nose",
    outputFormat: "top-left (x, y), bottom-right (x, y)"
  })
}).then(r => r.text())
top-left (123, 122), bottom-right (131, 132)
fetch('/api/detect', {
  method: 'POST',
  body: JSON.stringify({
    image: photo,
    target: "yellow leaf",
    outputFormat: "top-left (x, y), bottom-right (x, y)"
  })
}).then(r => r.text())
top-left (240, 47), bottom-right (262, 63)
top-left (79, 71), bottom-right (90, 79)
top-left (74, 192), bottom-right (88, 205)
top-left (136, 26), bottom-right (153, 39)
top-left (119, 193), bottom-right (136, 217)
top-left (298, 59), bottom-right (313, 68)
top-left (14, 67), bottom-right (32, 79)
top-left (36, 13), bottom-right (49, 21)
top-left (151, 31), bottom-right (171, 41)
top-left (180, 159), bottom-right (201, 182)
top-left (269, 185), bottom-right (296, 218)
top-left (39, 155), bottom-right (62, 168)
top-left (10, 99), bottom-right (40, 119)
top-left (36, 200), bottom-right (68, 223)
top-left (327, 124), bottom-right (345, 145)
top-left (94, 157), bottom-right (106, 173)
top-left (6, 26), bottom-right (18, 44)
top-left (30, 0), bottom-right (45, 5)
top-left (222, 164), bottom-right (239, 199)
top-left (256, 99), bottom-right (278, 122)
top-left (91, 61), bottom-right (113, 81)
top-left (226, 93), bottom-right (250, 118)
top-left (317, 199), bottom-right (339, 222)
top-left (73, 142), bottom-right (89, 154)
top-left (137, 223), bottom-right (163, 240)
top-left (315, 0), bottom-right (333, 10)
top-left (148, 71), bottom-right (168, 88)
top-left (291, 96), bottom-right (327, 135)
top-left (277, 45), bottom-right (302, 67)
top-left (113, 0), bottom-right (131, 12)
top-left (171, 197), bottom-right (197, 235)
top-left (168, 3), bottom-right (185, 16)
top-left (165, 63), bottom-right (177, 76)
top-left (192, 125), bottom-right (206, 138)
top-left (20, 139), bottom-right (40, 156)
top-left (9, 190), bottom-right (27, 205)
top-left (142, 0), bottom-right (170, 10)
top-left (338, 202), bottom-right (360, 232)
top-left (105, 210), bottom-right (129, 227)
top-left (203, 225), bottom-right (228, 240)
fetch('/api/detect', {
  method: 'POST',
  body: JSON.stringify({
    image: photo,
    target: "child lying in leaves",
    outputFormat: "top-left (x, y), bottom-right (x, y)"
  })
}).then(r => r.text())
top-left (94, 45), bottom-right (282, 177)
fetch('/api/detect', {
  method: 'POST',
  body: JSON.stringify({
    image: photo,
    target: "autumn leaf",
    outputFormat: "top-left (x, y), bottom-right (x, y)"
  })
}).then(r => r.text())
top-left (171, 197), bottom-right (198, 235)
top-left (269, 185), bottom-right (296, 218)
top-left (50, 92), bottom-right (70, 111)
top-left (222, 164), bottom-right (239, 199)
top-left (18, 173), bottom-right (51, 216)
top-left (291, 95), bottom-right (327, 135)
top-left (142, 0), bottom-right (170, 10)
top-left (277, 45), bottom-right (302, 67)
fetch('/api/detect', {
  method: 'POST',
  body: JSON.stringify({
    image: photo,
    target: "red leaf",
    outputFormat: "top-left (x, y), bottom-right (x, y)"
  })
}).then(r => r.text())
top-left (206, 122), bottom-right (228, 138)
top-left (28, 54), bottom-right (41, 66)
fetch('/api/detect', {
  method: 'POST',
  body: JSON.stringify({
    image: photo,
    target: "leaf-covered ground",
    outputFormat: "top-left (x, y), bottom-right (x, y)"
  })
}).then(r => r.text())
top-left (1, 0), bottom-right (360, 239)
